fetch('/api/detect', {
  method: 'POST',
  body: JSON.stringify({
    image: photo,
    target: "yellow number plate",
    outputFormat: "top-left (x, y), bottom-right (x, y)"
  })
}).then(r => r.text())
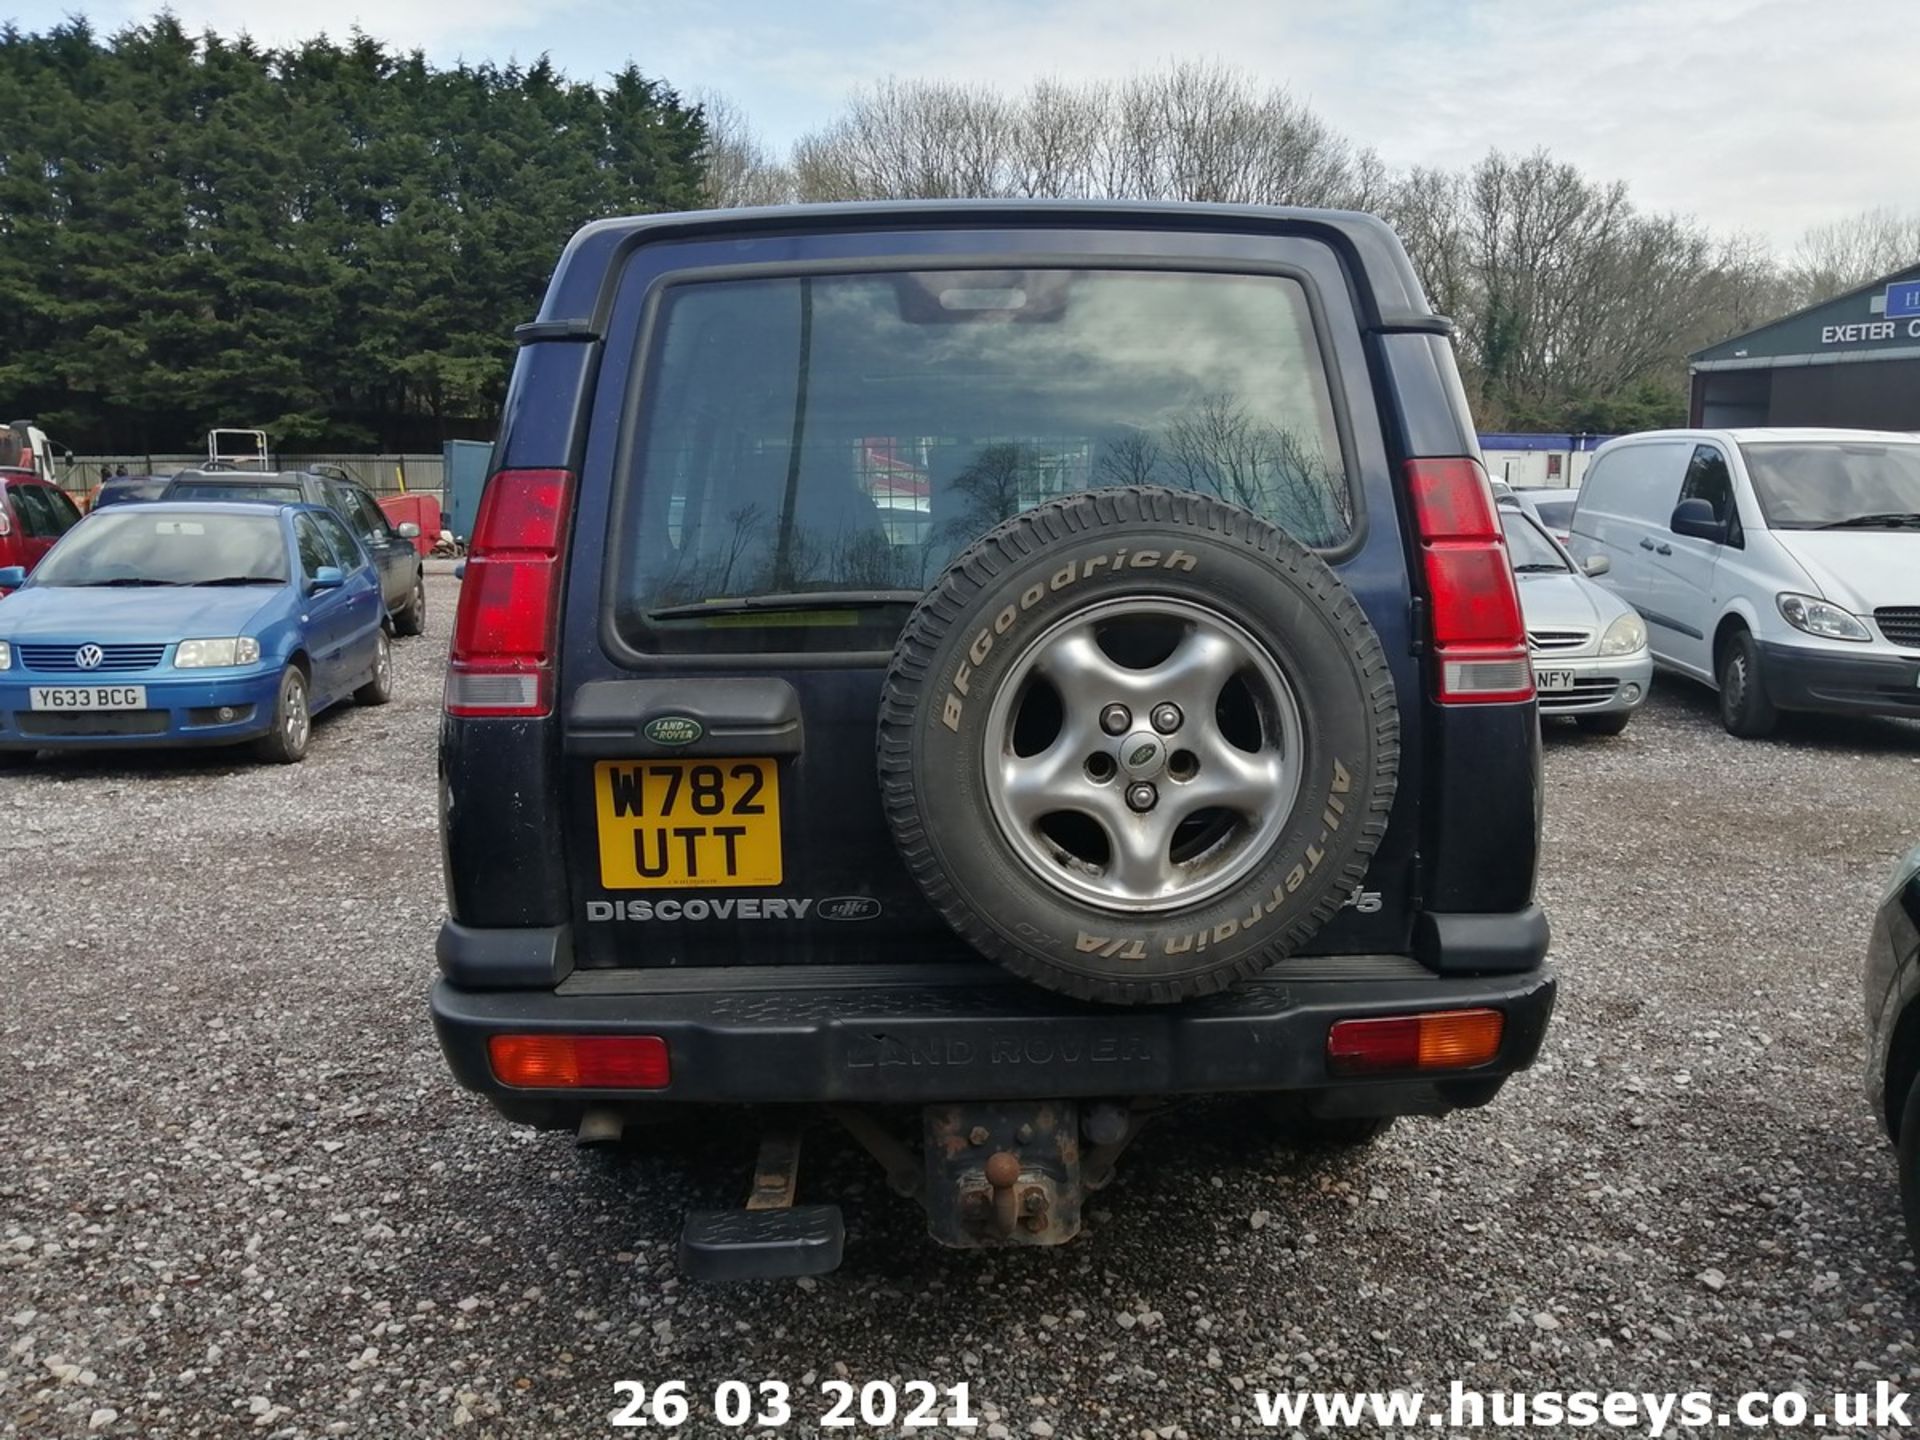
top-left (593, 759), bottom-right (781, 889)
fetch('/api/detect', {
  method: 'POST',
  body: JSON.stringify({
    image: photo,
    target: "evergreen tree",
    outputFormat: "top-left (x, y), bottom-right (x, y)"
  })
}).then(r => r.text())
top-left (0, 18), bottom-right (708, 450)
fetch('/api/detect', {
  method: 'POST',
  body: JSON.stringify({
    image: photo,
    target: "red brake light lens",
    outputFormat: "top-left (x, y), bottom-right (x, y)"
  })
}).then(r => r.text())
top-left (446, 469), bottom-right (573, 717)
top-left (1406, 458), bottom-right (1532, 704)
top-left (1327, 1008), bottom-right (1505, 1075)
top-left (488, 1033), bottom-right (671, 1089)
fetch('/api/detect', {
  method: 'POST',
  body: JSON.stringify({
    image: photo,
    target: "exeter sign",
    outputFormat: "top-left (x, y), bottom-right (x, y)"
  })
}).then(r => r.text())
top-left (1820, 279), bottom-right (1920, 346)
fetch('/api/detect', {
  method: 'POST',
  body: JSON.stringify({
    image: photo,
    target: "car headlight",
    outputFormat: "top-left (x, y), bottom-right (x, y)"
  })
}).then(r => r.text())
top-left (1598, 612), bottom-right (1647, 655)
top-left (175, 637), bottom-right (262, 668)
top-left (1776, 593), bottom-right (1870, 643)
top-left (0, 640), bottom-right (9, 671)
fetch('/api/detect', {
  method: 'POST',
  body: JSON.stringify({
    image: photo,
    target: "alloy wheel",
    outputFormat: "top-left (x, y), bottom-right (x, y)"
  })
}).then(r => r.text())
top-left (982, 597), bottom-right (1303, 913)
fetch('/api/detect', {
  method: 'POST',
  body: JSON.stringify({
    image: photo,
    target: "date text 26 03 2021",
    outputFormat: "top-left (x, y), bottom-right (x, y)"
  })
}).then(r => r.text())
top-left (611, 1380), bottom-right (977, 1430)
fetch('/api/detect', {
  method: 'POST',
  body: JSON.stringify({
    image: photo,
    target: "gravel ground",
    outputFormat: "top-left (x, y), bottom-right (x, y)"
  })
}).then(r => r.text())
top-left (4, 574), bottom-right (1919, 1438)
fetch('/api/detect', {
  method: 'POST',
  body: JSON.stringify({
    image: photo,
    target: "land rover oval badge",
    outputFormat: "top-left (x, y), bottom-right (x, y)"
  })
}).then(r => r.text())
top-left (643, 715), bottom-right (702, 747)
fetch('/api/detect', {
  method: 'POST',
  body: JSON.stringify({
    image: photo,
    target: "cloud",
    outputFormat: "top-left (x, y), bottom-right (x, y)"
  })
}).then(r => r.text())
top-left (65, 0), bottom-right (578, 56)
top-left (629, 0), bottom-right (1920, 246)
top-left (12, 0), bottom-right (1914, 245)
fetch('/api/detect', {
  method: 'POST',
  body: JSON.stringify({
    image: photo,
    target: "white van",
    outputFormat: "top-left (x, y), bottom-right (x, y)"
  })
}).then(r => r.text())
top-left (1567, 428), bottom-right (1920, 737)
top-left (0, 420), bottom-right (64, 484)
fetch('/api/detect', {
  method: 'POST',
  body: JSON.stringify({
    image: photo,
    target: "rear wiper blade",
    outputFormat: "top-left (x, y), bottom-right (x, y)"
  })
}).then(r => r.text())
top-left (647, 589), bottom-right (921, 620)
top-left (1814, 512), bottom-right (1920, 529)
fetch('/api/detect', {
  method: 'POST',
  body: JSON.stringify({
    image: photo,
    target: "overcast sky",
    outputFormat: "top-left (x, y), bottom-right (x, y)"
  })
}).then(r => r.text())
top-left (10, 0), bottom-right (1913, 248)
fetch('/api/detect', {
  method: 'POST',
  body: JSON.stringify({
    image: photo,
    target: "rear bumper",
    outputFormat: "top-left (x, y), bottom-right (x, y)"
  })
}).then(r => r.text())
top-left (0, 670), bottom-right (280, 749)
top-left (431, 956), bottom-right (1558, 1116)
top-left (1758, 641), bottom-right (1920, 718)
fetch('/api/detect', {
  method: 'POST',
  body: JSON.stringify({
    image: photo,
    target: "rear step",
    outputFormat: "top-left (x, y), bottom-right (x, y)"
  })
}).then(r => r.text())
top-left (679, 1122), bottom-right (844, 1281)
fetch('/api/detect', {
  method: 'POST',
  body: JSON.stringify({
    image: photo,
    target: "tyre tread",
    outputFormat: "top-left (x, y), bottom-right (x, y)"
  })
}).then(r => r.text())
top-left (878, 486), bottom-right (1399, 1005)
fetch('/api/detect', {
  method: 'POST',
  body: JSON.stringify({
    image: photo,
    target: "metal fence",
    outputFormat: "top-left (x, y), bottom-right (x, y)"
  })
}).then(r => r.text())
top-left (66, 453), bottom-right (445, 500)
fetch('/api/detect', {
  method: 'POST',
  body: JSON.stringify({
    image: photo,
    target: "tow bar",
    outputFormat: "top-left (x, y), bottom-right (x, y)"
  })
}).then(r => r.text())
top-left (679, 1101), bottom-right (1149, 1279)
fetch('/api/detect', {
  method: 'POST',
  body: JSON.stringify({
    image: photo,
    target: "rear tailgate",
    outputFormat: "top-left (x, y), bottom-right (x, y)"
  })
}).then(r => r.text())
top-left (542, 215), bottom-right (1437, 974)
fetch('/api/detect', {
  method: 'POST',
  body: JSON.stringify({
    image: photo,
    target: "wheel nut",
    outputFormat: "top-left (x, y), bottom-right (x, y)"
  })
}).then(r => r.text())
top-left (1126, 782), bottom-right (1157, 813)
top-left (1150, 702), bottom-right (1182, 734)
top-left (1100, 704), bottom-right (1131, 736)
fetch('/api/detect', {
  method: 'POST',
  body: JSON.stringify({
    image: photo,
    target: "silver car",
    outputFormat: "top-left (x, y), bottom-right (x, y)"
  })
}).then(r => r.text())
top-left (1502, 508), bottom-right (1653, 735)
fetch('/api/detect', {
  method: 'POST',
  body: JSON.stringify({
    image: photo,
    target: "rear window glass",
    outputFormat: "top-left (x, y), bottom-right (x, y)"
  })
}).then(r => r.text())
top-left (611, 268), bottom-right (1352, 652)
top-left (168, 480), bottom-right (302, 503)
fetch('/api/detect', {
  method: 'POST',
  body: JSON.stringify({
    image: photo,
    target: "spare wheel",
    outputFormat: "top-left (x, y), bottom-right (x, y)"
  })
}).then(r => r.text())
top-left (878, 485), bottom-right (1399, 1005)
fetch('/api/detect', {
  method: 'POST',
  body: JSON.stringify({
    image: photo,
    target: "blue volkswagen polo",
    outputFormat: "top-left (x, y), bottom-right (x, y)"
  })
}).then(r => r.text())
top-left (0, 502), bottom-right (391, 764)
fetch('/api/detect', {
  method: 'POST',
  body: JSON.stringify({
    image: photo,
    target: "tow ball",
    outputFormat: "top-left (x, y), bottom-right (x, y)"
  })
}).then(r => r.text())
top-left (921, 1100), bottom-right (1133, 1248)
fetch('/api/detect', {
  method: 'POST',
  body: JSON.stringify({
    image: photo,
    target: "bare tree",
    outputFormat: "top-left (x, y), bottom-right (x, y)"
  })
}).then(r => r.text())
top-left (1159, 395), bottom-right (1348, 541)
top-left (1790, 207), bottom-right (1920, 304)
top-left (1383, 165), bottom-right (1470, 317)
top-left (790, 78), bottom-right (1017, 201)
top-left (1094, 432), bottom-right (1163, 487)
top-left (943, 443), bottom-right (1036, 541)
top-left (721, 70), bottom-right (1862, 434)
top-left (697, 91), bottom-right (794, 208)
top-left (786, 64), bottom-right (1372, 210)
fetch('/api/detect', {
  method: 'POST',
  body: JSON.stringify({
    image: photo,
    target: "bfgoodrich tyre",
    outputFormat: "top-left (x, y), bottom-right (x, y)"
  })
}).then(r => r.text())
top-left (878, 486), bottom-right (1398, 1005)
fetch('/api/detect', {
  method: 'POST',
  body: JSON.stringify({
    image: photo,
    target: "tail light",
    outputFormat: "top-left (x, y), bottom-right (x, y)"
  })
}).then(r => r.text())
top-left (1406, 458), bottom-right (1533, 703)
top-left (1327, 1008), bottom-right (1504, 1075)
top-left (488, 1033), bottom-right (671, 1089)
top-left (446, 469), bottom-right (574, 716)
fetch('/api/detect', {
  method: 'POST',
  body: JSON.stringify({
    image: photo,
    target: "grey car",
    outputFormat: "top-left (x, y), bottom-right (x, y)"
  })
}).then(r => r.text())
top-left (1513, 489), bottom-right (1577, 543)
top-left (1503, 508), bottom-right (1653, 735)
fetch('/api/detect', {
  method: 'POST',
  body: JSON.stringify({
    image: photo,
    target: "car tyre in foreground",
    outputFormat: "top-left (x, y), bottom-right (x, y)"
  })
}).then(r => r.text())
top-left (1717, 628), bottom-right (1778, 738)
top-left (355, 630), bottom-right (394, 706)
top-left (1901, 1076), bottom-right (1920, 1262)
top-left (879, 485), bottom-right (1399, 1005)
top-left (394, 571), bottom-right (427, 637)
top-left (1576, 711), bottom-right (1632, 737)
top-left (255, 665), bottom-right (311, 764)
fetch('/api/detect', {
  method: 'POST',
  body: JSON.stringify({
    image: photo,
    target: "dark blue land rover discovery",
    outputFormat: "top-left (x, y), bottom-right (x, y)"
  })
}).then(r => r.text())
top-left (431, 201), bottom-right (1555, 1278)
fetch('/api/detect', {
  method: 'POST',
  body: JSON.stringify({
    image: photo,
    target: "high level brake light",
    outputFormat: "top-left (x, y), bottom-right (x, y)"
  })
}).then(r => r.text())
top-left (446, 468), bottom-right (574, 717)
top-left (1406, 458), bottom-right (1533, 703)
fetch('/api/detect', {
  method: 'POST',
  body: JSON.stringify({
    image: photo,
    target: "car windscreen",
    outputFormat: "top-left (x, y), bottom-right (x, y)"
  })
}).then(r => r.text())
top-left (31, 511), bottom-right (290, 587)
top-left (612, 268), bottom-right (1353, 652)
top-left (167, 480), bottom-right (303, 503)
top-left (1501, 510), bottom-right (1570, 572)
top-left (1739, 442), bottom-right (1920, 529)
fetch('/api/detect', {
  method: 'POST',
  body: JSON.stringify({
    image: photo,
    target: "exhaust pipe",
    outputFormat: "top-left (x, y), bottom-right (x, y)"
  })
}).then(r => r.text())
top-left (575, 1106), bottom-right (625, 1147)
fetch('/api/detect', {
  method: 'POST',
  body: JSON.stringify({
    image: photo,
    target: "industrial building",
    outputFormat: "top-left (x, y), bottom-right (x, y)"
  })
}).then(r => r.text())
top-left (1479, 432), bottom-right (1611, 488)
top-left (1690, 264), bottom-right (1920, 430)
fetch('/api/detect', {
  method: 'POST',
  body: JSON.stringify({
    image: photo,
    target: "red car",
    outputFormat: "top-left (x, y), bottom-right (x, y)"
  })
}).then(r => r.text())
top-left (0, 469), bottom-right (83, 593)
